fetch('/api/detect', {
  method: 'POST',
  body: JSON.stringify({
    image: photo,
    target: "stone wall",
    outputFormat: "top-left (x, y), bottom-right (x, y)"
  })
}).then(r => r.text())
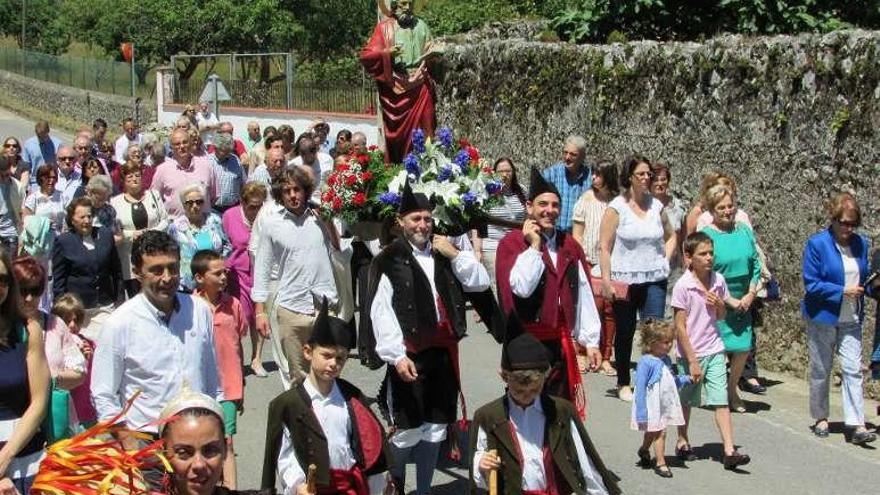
top-left (0, 70), bottom-right (154, 128)
top-left (435, 27), bottom-right (880, 391)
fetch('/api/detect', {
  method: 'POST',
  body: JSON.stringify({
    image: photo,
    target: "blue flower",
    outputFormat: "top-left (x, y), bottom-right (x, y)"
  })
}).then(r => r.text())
top-left (437, 166), bottom-right (453, 182)
top-left (462, 192), bottom-right (477, 206)
top-left (404, 153), bottom-right (421, 178)
top-left (411, 128), bottom-right (426, 154)
top-left (453, 150), bottom-right (470, 172)
top-left (436, 127), bottom-right (454, 148)
top-left (485, 180), bottom-right (502, 195)
top-left (379, 192), bottom-right (400, 206)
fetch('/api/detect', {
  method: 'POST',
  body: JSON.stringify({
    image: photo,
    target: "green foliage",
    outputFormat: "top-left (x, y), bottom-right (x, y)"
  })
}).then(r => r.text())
top-left (549, 1), bottom-right (880, 43)
top-left (0, 0), bottom-right (70, 54)
top-left (420, 0), bottom-right (539, 36)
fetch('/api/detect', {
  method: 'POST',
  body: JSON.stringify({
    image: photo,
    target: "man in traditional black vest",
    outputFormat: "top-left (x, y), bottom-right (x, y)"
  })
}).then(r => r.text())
top-left (495, 167), bottom-right (602, 419)
top-left (470, 312), bottom-right (621, 495)
top-left (261, 298), bottom-right (391, 494)
top-left (367, 181), bottom-right (490, 495)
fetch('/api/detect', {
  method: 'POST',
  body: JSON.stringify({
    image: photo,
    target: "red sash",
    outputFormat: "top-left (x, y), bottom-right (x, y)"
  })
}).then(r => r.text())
top-left (523, 311), bottom-right (587, 420)
top-left (507, 421), bottom-right (560, 495)
top-left (317, 467), bottom-right (369, 495)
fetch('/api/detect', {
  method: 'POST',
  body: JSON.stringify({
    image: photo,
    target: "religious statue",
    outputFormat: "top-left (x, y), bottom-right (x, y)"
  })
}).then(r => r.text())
top-left (360, 0), bottom-right (443, 163)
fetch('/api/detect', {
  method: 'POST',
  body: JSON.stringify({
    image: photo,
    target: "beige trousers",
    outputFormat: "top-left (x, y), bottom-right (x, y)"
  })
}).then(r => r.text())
top-left (274, 307), bottom-right (317, 386)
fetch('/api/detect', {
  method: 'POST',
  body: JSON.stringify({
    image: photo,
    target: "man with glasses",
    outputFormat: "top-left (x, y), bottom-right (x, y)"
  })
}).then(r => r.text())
top-left (114, 118), bottom-right (142, 165)
top-left (150, 129), bottom-right (215, 216)
top-left (22, 120), bottom-right (62, 189)
top-left (54, 146), bottom-right (82, 207)
top-left (74, 136), bottom-right (109, 175)
top-left (541, 135), bottom-right (592, 233)
top-left (0, 156), bottom-right (23, 253)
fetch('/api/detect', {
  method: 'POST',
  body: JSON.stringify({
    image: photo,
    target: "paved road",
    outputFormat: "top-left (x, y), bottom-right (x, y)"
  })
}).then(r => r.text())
top-left (1, 106), bottom-right (878, 494)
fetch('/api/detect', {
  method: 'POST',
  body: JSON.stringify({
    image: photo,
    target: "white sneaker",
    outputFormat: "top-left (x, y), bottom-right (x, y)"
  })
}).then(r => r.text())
top-left (618, 386), bottom-right (633, 402)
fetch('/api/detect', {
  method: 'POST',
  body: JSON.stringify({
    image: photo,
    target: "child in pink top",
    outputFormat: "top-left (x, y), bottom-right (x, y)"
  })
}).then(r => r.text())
top-left (670, 232), bottom-right (750, 471)
top-left (193, 249), bottom-right (247, 489)
top-left (50, 293), bottom-right (98, 429)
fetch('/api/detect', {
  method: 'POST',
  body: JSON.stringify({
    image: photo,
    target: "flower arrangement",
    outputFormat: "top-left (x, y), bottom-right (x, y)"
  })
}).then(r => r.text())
top-left (318, 146), bottom-right (397, 224)
top-left (377, 126), bottom-right (504, 234)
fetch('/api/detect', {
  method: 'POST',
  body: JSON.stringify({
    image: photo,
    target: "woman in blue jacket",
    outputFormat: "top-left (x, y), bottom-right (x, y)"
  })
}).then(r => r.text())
top-left (802, 192), bottom-right (875, 445)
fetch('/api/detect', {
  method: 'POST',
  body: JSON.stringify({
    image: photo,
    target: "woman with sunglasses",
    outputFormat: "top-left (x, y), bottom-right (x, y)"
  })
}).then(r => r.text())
top-left (3, 137), bottom-right (28, 185)
top-left (20, 164), bottom-right (65, 312)
top-left (0, 251), bottom-right (49, 495)
top-left (802, 192), bottom-right (876, 445)
top-left (167, 183), bottom-right (229, 292)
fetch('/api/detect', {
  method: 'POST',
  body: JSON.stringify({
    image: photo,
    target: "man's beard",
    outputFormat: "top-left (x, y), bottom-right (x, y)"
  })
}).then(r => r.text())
top-left (397, 12), bottom-right (416, 28)
top-left (404, 229), bottom-right (429, 248)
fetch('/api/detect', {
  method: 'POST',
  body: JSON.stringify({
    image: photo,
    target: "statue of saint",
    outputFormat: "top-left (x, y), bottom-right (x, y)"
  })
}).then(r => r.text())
top-left (360, 0), bottom-right (443, 163)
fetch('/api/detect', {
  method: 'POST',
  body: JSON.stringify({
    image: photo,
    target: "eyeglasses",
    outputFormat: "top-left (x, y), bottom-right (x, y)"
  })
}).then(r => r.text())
top-left (184, 199), bottom-right (205, 207)
top-left (58, 156), bottom-right (76, 162)
top-left (75, 146), bottom-right (90, 151)
top-left (633, 171), bottom-right (654, 178)
top-left (3, 143), bottom-right (19, 149)
top-left (835, 218), bottom-right (859, 228)
top-left (19, 285), bottom-right (43, 298)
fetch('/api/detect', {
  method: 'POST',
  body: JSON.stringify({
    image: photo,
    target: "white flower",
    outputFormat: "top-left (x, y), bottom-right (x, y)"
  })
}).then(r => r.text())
top-left (387, 170), bottom-right (409, 193)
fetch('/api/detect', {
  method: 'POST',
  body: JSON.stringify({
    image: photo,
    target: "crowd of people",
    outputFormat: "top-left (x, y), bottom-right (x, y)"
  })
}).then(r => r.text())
top-left (0, 111), bottom-right (879, 495)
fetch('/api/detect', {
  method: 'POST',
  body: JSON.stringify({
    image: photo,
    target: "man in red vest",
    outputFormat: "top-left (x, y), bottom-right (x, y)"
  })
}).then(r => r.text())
top-left (495, 168), bottom-right (602, 419)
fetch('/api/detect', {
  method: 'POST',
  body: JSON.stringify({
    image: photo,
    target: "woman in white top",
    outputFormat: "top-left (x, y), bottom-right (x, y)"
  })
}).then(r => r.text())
top-left (572, 159), bottom-right (619, 376)
top-left (599, 155), bottom-right (677, 401)
top-left (110, 161), bottom-right (169, 298)
top-left (471, 157), bottom-right (527, 289)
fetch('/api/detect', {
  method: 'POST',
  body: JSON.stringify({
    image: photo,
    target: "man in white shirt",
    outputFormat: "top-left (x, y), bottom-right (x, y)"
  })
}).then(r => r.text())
top-left (288, 134), bottom-right (333, 196)
top-left (196, 100), bottom-right (221, 146)
top-left (54, 146), bottom-right (82, 207)
top-left (364, 182), bottom-right (490, 495)
top-left (113, 118), bottom-right (142, 165)
top-left (91, 230), bottom-right (223, 447)
top-left (252, 166), bottom-right (338, 387)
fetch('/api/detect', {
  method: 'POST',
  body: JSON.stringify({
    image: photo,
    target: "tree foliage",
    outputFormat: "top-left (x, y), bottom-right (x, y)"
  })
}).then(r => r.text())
top-left (0, 0), bottom-right (71, 54)
top-left (549, 0), bottom-right (880, 43)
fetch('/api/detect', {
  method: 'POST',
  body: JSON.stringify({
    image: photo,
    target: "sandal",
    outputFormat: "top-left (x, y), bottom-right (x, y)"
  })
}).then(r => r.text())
top-left (730, 399), bottom-right (747, 414)
top-left (654, 465), bottom-right (673, 478)
top-left (599, 361), bottom-right (617, 376)
top-left (576, 354), bottom-right (589, 374)
top-left (637, 447), bottom-right (652, 467)
top-left (813, 421), bottom-right (829, 438)
top-left (676, 444), bottom-right (697, 461)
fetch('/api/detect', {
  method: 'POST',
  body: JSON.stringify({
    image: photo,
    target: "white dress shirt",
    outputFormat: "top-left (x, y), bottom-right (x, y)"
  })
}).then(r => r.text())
top-left (90, 293), bottom-right (224, 433)
top-left (277, 380), bottom-right (386, 494)
top-left (508, 232), bottom-right (601, 348)
top-left (472, 396), bottom-right (609, 494)
top-left (55, 168), bottom-right (82, 207)
top-left (369, 235), bottom-right (489, 448)
top-left (251, 206), bottom-right (337, 314)
top-left (114, 133), bottom-right (143, 164)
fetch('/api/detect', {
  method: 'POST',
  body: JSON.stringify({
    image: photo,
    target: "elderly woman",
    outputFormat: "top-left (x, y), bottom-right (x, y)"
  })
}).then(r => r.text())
top-left (82, 175), bottom-right (117, 231)
top-left (212, 133), bottom-right (246, 214)
top-left (572, 159), bottom-right (619, 376)
top-left (52, 197), bottom-right (122, 341)
top-left (111, 161), bottom-right (170, 298)
top-left (699, 185), bottom-right (762, 413)
top-left (138, 132), bottom-right (162, 188)
top-left (222, 182), bottom-right (267, 377)
top-left (599, 155), bottom-right (676, 401)
top-left (21, 165), bottom-right (65, 311)
top-left (168, 183), bottom-right (230, 292)
top-left (802, 192), bottom-right (876, 444)
top-left (159, 389), bottom-right (268, 495)
top-left (0, 251), bottom-right (49, 495)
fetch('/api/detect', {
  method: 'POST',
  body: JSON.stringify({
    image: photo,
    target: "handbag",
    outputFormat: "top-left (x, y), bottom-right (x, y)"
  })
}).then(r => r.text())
top-left (590, 277), bottom-right (630, 301)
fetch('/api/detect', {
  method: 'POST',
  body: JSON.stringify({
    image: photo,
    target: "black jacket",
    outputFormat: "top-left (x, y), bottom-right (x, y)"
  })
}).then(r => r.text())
top-left (51, 226), bottom-right (122, 308)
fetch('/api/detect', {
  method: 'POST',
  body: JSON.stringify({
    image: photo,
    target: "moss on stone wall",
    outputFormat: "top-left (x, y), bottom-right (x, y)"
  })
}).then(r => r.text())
top-left (435, 29), bottom-right (880, 396)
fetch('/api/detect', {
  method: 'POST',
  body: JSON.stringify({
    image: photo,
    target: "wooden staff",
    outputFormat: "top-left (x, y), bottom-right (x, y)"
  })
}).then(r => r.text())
top-left (488, 449), bottom-right (499, 495)
top-left (306, 464), bottom-right (317, 494)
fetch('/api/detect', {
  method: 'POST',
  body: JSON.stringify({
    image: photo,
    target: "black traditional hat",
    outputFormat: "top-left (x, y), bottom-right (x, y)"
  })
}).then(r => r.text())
top-left (308, 297), bottom-right (351, 348)
top-left (528, 167), bottom-right (561, 201)
top-left (398, 180), bottom-right (432, 215)
top-left (500, 311), bottom-right (550, 371)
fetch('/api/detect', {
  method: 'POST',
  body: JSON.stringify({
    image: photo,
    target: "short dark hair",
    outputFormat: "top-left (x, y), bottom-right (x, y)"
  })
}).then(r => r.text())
top-left (272, 166), bottom-right (314, 203)
top-left (619, 154), bottom-right (651, 189)
top-left (65, 196), bottom-right (94, 230)
top-left (683, 231), bottom-right (713, 256)
top-left (651, 161), bottom-right (671, 182)
top-left (35, 164), bottom-right (56, 187)
top-left (131, 230), bottom-right (180, 270)
top-left (592, 159), bottom-right (619, 196)
top-left (262, 125), bottom-right (277, 138)
top-left (264, 135), bottom-right (281, 149)
top-left (191, 249), bottom-right (222, 278)
top-left (92, 118), bottom-right (108, 131)
top-left (336, 129), bottom-right (352, 141)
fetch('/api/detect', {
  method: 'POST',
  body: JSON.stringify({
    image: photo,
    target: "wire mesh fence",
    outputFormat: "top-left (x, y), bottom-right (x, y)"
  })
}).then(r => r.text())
top-left (0, 46), bottom-right (151, 98)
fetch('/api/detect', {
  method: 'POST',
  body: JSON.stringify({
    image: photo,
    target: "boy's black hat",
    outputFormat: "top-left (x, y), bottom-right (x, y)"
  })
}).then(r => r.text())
top-left (308, 297), bottom-right (350, 348)
top-left (501, 311), bottom-right (550, 371)
top-left (528, 167), bottom-right (560, 201)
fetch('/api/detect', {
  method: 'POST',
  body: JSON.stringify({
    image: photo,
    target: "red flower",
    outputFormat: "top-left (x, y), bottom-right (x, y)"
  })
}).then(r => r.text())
top-left (321, 191), bottom-right (333, 203)
top-left (368, 145), bottom-right (378, 151)
top-left (332, 197), bottom-right (343, 211)
top-left (336, 164), bottom-right (350, 172)
top-left (345, 175), bottom-right (358, 187)
top-left (467, 146), bottom-right (480, 162)
top-left (353, 192), bottom-right (366, 206)
top-left (327, 174), bottom-right (337, 186)
top-left (361, 171), bottom-right (373, 182)
top-left (357, 154), bottom-right (369, 165)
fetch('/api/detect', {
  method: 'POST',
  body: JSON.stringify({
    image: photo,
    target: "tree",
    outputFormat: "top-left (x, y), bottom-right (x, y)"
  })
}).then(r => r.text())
top-left (0, 0), bottom-right (70, 54)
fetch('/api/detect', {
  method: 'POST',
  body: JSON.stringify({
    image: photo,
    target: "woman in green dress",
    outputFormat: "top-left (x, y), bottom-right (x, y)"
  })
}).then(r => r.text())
top-left (700, 184), bottom-right (762, 413)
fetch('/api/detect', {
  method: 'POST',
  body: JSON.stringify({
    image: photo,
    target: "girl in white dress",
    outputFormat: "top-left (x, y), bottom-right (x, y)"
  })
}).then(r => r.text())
top-left (631, 320), bottom-right (690, 478)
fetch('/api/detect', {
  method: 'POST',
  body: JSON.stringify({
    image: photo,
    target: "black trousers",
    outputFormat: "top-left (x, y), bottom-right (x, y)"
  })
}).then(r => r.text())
top-left (384, 347), bottom-right (459, 430)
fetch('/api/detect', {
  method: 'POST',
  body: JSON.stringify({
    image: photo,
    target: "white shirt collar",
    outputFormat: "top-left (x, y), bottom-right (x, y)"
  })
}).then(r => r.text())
top-left (506, 394), bottom-right (544, 415)
top-left (408, 240), bottom-right (432, 257)
top-left (303, 378), bottom-right (343, 403)
top-left (140, 293), bottom-right (181, 323)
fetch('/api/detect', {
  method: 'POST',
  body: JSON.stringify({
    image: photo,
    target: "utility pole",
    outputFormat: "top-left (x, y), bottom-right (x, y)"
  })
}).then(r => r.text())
top-left (20, 0), bottom-right (25, 50)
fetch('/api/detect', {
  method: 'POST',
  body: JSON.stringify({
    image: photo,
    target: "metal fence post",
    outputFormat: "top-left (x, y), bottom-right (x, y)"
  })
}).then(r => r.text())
top-left (285, 53), bottom-right (293, 110)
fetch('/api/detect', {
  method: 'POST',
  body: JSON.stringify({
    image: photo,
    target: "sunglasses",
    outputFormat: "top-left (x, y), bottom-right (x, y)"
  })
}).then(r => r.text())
top-left (835, 219), bottom-right (859, 228)
top-left (184, 199), bottom-right (205, 207)
top-left (19, 285), bottom-right (43, 298)
top-left (3, 143), bottom-right (19, 149)
top-left (58, 156), bottom-right (76, 161)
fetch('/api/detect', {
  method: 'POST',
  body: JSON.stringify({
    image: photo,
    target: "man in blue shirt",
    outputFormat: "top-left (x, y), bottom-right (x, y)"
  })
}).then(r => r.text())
top-left (22, 120), bottom-right (62, 189)
top-left (542, 135), bottom-right (592, 233)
